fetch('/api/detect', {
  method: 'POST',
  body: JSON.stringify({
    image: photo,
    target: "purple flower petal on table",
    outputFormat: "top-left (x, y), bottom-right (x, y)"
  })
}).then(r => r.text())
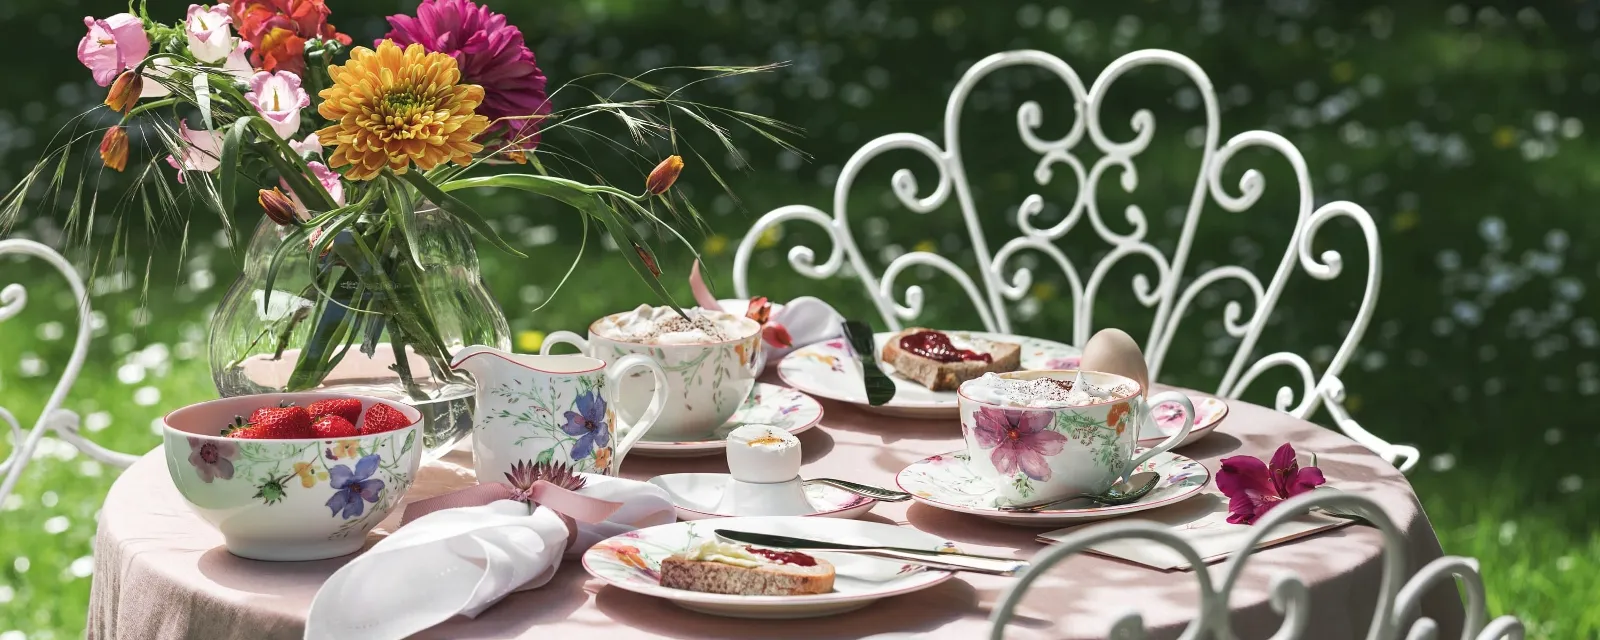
top-left (1268, 443), bottom-right (1300, 497)
top-left (1285, 465), bottom-right (1326, 497)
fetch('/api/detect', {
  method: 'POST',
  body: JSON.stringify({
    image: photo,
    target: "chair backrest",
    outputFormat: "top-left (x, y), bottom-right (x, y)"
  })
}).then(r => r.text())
top-left (0, 239), bottom-right (140, 508)
top-left (732, 49), bottom-right (1417, 471)
top-left (987, 490), bottom-right (1525, 640)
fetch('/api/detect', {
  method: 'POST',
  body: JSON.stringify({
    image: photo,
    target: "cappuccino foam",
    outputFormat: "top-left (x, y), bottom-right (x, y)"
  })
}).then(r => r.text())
top-left (962, 372), bottom-right (1127, 408)
top-left (594, 304), bottom-right (753, 345)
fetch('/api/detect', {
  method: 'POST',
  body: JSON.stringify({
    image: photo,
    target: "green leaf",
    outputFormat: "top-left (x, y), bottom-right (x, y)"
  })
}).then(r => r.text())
top-left (192, 73), bottom-right (213, 130)
top-left (400, 430), bottom-right (416, 456)
top-left (536, 448), bottom-right (554, 466)
top-left (386, 175), bottom-right (424, 269)
top-left (218, 116), bottom-right (254, 221)
top-left (399, 170), bottom-right (526, 257)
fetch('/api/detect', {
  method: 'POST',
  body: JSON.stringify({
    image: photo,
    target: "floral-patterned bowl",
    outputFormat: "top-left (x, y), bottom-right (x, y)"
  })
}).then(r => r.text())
top-left (161, 392), bottom-right (423, 561)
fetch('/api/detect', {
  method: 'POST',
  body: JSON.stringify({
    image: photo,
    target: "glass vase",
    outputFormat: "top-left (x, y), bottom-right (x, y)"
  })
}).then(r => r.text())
top-left (208, 206), bottom-right (510, 460)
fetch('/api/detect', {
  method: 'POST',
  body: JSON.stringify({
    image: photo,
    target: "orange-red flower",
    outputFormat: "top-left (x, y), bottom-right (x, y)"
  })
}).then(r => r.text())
top-left (645, 155), bottom-right (683, 195)
top-left (315, 40), bottom-right (488, 180)
top-left (98, 126), bottom-right (129, 172)
top-left (230, 0), bottom-right (351, 75)
top-left (1106, 402), bottom-right (1131, 435)
top-left (104, 71), bottom-right (142, 114)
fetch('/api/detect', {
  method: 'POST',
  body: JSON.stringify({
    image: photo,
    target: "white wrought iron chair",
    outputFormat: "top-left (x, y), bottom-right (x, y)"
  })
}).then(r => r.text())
top-left (865, 491), bottom-right (1525, 639)
top-left (0, 239), bottom-right (141, 507)
top-left (733, 49), bottom-right (1418, 472)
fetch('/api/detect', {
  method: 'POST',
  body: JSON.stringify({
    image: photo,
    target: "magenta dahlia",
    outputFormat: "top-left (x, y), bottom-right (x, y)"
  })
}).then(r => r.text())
top-left (382, 0), bottom-right (550, 149)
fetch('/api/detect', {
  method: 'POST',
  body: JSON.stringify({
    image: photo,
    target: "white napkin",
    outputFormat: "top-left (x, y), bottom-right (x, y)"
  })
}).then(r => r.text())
top-left (303, 474), bottom-right (675, 640)
top-left (716, 295), bottom-right (844, 362)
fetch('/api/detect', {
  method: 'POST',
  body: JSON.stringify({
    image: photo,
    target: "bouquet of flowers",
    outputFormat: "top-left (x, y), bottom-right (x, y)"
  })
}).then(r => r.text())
top-left (2, 0), bottom-right (795, 400)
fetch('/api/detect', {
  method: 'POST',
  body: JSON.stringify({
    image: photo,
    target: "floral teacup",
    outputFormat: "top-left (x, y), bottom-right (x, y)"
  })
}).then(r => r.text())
top-left (162, 392), bottom-right (423, 561)
top-left (956, 370), bottom-right (1194, 506)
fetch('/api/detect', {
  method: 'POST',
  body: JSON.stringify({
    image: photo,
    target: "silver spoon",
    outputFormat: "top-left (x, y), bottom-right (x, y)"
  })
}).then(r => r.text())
top-left (803, 478), bottom-right (913, 502)
top-left (997, 472), bottom-right (1160, 513)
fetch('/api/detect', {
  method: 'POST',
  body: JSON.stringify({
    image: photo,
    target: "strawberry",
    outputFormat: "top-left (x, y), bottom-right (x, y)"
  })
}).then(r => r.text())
top-left (360, 402), bottom-right (411, 435)
top-left (244, 406), bottom-right (315, 439)
top-left (227, 425), bottom-right (270, 439)
top-left (308, 398), bottom-right (363, 424)
top-left (247, 400), bottom-right (298, 426)
top-left (311, 415), bottom-right (358, 439)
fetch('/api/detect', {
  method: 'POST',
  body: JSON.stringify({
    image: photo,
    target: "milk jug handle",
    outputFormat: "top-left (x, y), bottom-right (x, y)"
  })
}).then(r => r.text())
top-left (605, 354), bottom-right (669, 472)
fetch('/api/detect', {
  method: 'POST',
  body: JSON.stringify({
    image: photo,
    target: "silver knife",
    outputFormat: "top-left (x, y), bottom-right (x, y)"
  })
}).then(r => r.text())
top-left (713, 530), bottom-right (1029, 577)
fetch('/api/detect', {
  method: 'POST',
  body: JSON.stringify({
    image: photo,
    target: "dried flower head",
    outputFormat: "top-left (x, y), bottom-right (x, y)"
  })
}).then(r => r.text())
top-left (503, 459), bottom-right (587, 503)
top-left (315, 40), bottom-right (490, 181)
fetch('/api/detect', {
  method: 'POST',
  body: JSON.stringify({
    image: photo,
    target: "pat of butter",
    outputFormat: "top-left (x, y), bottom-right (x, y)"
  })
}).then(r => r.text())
top-left (726, 424), bottom-right (801, 484)
top-left (683, 540), bottom-right (764, 568)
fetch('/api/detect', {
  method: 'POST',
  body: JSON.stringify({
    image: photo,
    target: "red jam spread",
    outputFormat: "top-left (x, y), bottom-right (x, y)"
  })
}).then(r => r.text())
top-left (745, 546), bottom-right (818, 566)
top-left (899, 330), bottom-right (992, 363)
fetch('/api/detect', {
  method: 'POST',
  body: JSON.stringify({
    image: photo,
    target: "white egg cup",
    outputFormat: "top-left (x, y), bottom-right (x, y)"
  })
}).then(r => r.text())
top-left (647, 423), bottom-right (879, 520)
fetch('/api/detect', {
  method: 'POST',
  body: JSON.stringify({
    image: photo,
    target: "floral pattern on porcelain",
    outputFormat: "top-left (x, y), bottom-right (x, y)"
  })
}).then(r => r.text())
top-left (168, 428), bottom-right (417, 540)
top-left (596, 330), bottom-right (763, 438)
top-left (482, 373), bottom-right (612, 474)
top-left (897, 450), bottom-right (1208, 512)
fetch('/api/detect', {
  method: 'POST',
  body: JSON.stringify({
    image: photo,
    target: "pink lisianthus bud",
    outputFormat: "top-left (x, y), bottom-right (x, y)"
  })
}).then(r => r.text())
top-left (185, 4), bottom-right (235, 63)
top-left (78, 13), bottom-right (151, 87)
top-left (246, 70), bottom-right (309, 139)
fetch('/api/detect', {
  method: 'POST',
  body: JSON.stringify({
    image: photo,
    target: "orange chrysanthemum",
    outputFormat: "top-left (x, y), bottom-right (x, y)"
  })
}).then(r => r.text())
top-left (315, 40), bottom-right (489, 181)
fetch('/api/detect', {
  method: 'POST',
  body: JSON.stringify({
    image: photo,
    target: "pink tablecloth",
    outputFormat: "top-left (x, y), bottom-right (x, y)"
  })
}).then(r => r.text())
top-left (88, 388), bottom-right (1461, 639)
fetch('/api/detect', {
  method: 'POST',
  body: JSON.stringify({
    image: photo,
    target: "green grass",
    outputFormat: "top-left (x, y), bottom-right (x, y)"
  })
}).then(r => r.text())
top-left (0, 237), bottom-right (1597, 639)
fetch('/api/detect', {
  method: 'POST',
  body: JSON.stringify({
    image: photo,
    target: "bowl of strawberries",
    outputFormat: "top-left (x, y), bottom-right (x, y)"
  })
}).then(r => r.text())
top-left (161, 392), bottom-right (424, 561)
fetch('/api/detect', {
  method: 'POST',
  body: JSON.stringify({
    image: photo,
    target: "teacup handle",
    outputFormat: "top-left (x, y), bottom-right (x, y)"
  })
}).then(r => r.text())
top-left (539, 331), bottom-right (589, 355)
top-left (1120, 391), bottom-right (1195, 480)
top-left (605, 354), bottom-right (669, 474)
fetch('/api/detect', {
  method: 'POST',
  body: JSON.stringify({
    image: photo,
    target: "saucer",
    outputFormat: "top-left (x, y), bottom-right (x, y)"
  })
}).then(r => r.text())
top-left (582, 516), bottom-right (956, 619)
top-left (648, 473), bottom-right (877, 521)
top-left (631, 383), bottom-right (823, 457)
top-left (778, 332), bottom-right (1078, 418)
top-left (1138, 395), bottom-right (1229, 449)
top-left (895, 449), bottom-right (1209, 527)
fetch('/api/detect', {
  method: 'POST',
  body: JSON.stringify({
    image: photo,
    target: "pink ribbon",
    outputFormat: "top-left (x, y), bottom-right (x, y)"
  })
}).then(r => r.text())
top-left (690, 260), bottom-right (793, 348)
top-left (399, 481), bottom-right (624, 550)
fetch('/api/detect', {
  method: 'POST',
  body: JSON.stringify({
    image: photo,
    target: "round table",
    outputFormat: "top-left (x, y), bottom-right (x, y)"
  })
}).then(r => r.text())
top-left (87, 385), bottom-right (1461, 639)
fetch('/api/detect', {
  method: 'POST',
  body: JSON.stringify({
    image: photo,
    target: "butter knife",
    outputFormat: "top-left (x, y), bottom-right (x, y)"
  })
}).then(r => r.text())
top-left (713, 530), bottom-right (1029, 577)
top-left (841, 320), bottom-right (897, 406)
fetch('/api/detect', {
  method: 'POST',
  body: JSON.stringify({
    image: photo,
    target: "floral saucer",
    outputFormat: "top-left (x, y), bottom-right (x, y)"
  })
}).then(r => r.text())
top-left (895, 450), bottom-right (1210, 526)
top-left (582, 516), bottom-right (956, 619)
top-left (778, 332), bottom-right (1079, 418)
top-left (1138, 395), bottom-right (1229, 449)
top-left (632, 383), bottom-right (823, 457)
top-left (648, 473), bottom-right (877, 521)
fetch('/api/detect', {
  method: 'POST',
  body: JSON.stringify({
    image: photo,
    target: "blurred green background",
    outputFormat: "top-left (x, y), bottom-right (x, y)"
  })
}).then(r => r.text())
top-left (2, 0), bottom-right (1598, 637)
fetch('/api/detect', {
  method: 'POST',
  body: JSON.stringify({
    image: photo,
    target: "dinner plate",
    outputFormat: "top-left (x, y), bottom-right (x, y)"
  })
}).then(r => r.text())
top-left (777, 332), bottom-right (1079, 418)
top-left (631, 383), bottom-right (823, 457)
top-left (582, 517), bottom-right (957, 618)
top-left (895, 449), bottom-right (1210, 527)
top-left (1138, 395), bottom-right (1229, 449)
top-left (648, 473), bottom-right (878, 521)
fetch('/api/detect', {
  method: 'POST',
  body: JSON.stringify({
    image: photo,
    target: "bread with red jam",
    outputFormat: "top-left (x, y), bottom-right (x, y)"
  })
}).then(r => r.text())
top-left (658, 541), bottom-right (835, 596)
top-left (881, 328), bottom-right (1021, 391)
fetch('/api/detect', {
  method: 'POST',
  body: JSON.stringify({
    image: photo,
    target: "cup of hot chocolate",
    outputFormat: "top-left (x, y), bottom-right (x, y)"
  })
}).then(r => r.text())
top-left (541, 305), bottom-right (763, 441)
top-left (956, 370), bottom-right (1195, 506)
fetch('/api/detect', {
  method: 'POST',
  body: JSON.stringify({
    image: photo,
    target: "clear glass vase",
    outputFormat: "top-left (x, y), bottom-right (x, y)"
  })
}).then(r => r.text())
top-left (209, 206), bottom-right (511, 460)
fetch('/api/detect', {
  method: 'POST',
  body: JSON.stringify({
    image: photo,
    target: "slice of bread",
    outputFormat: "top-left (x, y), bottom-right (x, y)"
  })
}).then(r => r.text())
top-left (881, 328), bottom-right (1022, 391)
top-left (659, 543), bottom-right (835, 596)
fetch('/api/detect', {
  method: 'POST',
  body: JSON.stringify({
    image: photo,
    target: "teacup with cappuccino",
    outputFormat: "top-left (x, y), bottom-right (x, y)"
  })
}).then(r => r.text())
top-left (542, 305), bottom-right (763, 441)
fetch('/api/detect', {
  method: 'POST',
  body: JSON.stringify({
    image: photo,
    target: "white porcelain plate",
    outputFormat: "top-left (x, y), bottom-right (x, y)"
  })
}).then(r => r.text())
top-left (1137, 395), bottom-right (1229, 449)
top-left (582, 517), bottom-right (956, 618)
top-left (648, 473), bottom-right (877, 521)
top-left (632, 383), bottom-right (823, 457)
top-left (777, 332), bottom-right (1079, 418)
top-left (895, 449), bottom-right (1210, 527)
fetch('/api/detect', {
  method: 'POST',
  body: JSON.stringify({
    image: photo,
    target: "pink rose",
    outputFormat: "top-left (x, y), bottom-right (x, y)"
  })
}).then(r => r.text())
top-left (78, 13), bottom-right (151, 87)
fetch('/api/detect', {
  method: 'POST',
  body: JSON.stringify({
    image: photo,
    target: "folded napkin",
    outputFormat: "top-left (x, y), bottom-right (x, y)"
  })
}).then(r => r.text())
top-left (690, 260), bottom-right (843, 362)
top-left (304, 473), bottom-right (675, 639)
